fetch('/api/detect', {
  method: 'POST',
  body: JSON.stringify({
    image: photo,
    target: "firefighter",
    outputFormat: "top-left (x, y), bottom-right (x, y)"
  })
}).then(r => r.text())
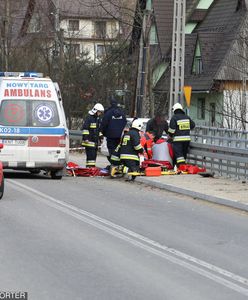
top-left (100, 97), bottom-right (127, 162)
top-left (120, 119), bottom-right (144, 173)
top-left (140, 130), bottom-right (155, 159)
top-left (109, 122), bottom-right (131, 166)
top-left (168, 103), bottom-right (195, 167)
top-left (81, 103), bottom-right (104, 167)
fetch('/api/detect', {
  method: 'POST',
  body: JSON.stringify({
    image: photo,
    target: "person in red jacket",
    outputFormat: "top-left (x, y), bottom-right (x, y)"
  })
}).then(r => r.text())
top-left (140, 131), bottom-right (155, 159)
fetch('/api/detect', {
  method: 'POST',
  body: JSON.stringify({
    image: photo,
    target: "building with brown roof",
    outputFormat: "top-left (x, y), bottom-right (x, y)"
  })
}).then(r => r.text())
top-left (132, 0), bottom-right (248, 129)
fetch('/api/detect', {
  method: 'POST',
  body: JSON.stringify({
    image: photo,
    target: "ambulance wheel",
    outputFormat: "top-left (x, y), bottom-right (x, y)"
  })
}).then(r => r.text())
top-left (0, 176), bottom-right (4, 199)
top-left (51, 170), bottom-right (62, 180)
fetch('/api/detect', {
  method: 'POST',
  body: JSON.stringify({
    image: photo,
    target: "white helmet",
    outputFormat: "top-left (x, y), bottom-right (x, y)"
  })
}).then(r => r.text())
top-left (89, 103), bottom-right (104, 115)
top-left (172, 103), bottom-right (183, 112)
top-left (132, 119), bottom-right (143, 130)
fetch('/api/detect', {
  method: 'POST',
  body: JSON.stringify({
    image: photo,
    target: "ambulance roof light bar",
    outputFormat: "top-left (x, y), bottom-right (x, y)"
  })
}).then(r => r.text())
top-left (0, 71), bottom-right (44, 78)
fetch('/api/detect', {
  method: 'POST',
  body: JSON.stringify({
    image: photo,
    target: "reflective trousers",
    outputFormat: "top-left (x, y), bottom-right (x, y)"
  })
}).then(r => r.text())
top-left (120, 159), bottom-right (140, 172)
top-left (172, 141), bottom-right (190, 166)
top-left (85, 147), bottom-right (97, 167)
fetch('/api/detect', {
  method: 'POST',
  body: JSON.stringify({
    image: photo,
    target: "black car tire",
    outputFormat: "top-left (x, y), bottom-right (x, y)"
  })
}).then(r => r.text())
top-left (51, 170), bottom-right (62, 180)
top-left (0, 176), bottom-right (4, 199)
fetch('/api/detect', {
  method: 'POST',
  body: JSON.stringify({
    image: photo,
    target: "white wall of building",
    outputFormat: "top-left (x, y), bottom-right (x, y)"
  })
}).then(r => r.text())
top-left (60, 19), bottom-right (119, 61)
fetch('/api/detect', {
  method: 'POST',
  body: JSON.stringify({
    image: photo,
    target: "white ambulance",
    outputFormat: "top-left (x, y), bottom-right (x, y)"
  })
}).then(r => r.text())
top-left (0, 72), bottom-right (69, 179)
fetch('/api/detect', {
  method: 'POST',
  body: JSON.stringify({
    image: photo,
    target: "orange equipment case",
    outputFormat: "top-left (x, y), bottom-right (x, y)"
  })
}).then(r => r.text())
top-left (144, 166), bottom-right (162, 176)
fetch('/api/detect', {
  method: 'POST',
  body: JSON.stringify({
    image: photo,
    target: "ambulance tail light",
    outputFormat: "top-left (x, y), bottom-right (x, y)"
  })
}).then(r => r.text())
top-left (59, 135), bottom-right (66, 147)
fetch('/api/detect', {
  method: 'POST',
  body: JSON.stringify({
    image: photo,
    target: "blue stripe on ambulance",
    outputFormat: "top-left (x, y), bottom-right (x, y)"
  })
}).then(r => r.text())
top-left (0, 127), bottom-right (65, 135)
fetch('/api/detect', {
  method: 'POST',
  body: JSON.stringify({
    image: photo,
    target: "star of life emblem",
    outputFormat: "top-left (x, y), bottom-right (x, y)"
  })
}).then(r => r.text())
top-left (35, 104), bottom-right (54, 123)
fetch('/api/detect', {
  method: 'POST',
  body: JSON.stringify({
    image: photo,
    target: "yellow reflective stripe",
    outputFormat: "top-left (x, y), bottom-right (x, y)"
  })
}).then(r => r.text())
top-left (176, 157), bottom-right (185, 163)
top-left (134, 144), bottom-right (142, 150)
top-left (123, 166), bottom-right (129, 173)
top-left (177, 119), bottom-right (190, 123)
top-left (177, 120), bottom-right (190, 130)
top-left (89, 123), bottom-right (97, 128)
top-left (82, 141), bottom-right (96, 147)
top-left (111, 155), bottom-right (120, 161)
top-left (120, 154), bottom-right (139, 161)
top-left (82, 130), bottom-right (89, 134)
top-left (173, 136), bottom-right (191, 141)
top-left (122, 136), bottom-right (130, 146)
top-left (168, 128), bottom-right (175, 134)
top-left (115, 145), bottom-right (121, 151)
top-left (86, 161), bottom-right (96, 166)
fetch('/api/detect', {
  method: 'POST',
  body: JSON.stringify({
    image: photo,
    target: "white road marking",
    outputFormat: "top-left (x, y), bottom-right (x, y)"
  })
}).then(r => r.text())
top-left (7, 179), bottom-right (248, 296)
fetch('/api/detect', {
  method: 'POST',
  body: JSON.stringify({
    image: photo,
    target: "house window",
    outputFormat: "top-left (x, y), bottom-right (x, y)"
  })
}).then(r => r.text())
top-left (96, 44), bottom-right (112, 59)
top-left (96, 45), bottom-right (105, 59)
top-left (94, 21), bottom-right (106, 38)
top-left (110, 21), bottom-right (118, 38)
top-left (209, 103), bottom-right (216, 126)
top-left (192, 40), bottom-right (203, 75)
top-left (195, 56), bottom-right (203, 74)
top-left (197, 98), bottom-right (205, 119)
top-left (68, 20), bottom-right (79, 31)
top-left (66, 43), bottom-right (80, 57)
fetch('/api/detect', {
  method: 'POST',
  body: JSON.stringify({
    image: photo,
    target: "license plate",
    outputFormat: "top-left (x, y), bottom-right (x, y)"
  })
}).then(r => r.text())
top-left (0, 139), bottom-right (26, 146)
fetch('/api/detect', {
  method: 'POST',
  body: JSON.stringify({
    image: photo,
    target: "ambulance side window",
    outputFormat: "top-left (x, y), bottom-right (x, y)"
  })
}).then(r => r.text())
top-left (31, 101), bottom-right (59, 127)
top-left (0, 100), bottom-right (27, 126)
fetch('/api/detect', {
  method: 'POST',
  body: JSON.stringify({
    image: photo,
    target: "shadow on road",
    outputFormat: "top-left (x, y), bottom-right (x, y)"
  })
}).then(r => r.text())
top-left (3, 170), bottom-right (50, 180)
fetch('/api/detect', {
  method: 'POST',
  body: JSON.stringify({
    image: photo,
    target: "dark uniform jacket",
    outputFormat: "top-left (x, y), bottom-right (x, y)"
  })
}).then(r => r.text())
top-left (146, 118), bottom-right (168, 141)
top-left (168, 111), bottom-right (195, 142)
top-left (120, 128), bottom-right (143, 161)
top-left (101, 104), bottom-right (127, 139)
top-left (81, 114), bottom-right (102, 148)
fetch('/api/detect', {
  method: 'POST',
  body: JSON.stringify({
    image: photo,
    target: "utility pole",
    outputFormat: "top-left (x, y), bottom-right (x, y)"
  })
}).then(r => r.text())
top-left (52, 0), bottom-right (64, 82)
top-left (134, 7), bottom-right (152, 117)
top-left (169, 0), bottom-right (186, 118)
top-left (2, 0), bottom-right (10, 71)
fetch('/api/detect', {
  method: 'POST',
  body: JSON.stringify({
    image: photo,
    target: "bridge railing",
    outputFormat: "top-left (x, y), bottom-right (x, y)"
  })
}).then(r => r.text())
top-left (188, 126), bottom-right (248, 180)
top-left (69, 127), bottom-right (248, 179)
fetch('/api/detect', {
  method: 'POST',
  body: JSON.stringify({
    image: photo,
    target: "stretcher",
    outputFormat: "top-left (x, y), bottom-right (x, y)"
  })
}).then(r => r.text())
top-left (110, 165), bottom-right (179, 178)
top-left (110, 164), bottom-right (206, 178)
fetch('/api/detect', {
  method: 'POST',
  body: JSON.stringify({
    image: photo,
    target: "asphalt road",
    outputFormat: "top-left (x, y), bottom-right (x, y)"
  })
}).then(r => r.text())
top-left (1, 171), bottom-right (248, 300)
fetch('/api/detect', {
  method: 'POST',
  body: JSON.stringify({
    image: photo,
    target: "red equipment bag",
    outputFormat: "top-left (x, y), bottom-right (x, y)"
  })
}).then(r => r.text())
top-left (178, 164), bottom-right (206, 174)
top-left (141, 159), bottom-right (173, 170)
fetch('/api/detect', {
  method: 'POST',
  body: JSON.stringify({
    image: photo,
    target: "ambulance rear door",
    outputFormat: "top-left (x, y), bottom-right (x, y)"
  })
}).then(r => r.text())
top-left (28, 98), bottom-right (67, 167)
top-left (0, 99), bottom-right (30, 168)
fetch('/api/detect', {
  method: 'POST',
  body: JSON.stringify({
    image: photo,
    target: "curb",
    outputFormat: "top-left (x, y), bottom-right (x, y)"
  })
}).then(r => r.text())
top-left (136, 177), bottom-right (248, 213)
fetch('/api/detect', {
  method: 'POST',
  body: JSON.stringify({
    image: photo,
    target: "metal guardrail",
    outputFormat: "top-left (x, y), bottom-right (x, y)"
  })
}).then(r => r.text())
top-left (69, 130), bottom-right (82, 148)
top-left (69, 127), bottom-right (248, 179)
top-left (188, 126), bottom-right (248, 180)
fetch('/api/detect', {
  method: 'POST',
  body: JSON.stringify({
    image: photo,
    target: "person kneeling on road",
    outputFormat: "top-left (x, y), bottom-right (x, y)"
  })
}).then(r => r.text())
top-left (119, 119), bottom-right (144, 174)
